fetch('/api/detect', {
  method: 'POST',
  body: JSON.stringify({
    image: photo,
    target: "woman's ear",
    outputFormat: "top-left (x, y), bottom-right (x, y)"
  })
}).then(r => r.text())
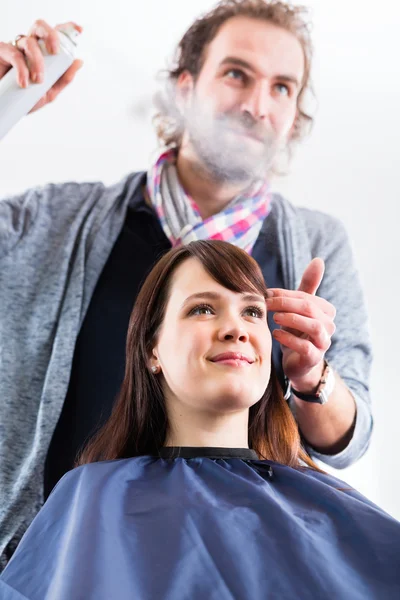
top-left (148, 348), bottom-right (161, 375)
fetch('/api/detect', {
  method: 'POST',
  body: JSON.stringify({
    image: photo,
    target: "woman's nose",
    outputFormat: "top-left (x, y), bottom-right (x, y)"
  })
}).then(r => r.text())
top-left (218, 324), bottom-right (249, 343)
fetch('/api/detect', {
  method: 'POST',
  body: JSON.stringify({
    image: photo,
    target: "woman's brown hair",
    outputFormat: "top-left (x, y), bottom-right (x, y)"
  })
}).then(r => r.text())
top-left (77, 239), bottom-right (322, 472)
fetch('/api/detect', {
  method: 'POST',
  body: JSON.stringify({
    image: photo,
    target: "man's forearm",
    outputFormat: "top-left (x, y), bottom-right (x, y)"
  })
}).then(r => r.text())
top-left (292, 371), bottom-right (357, 455)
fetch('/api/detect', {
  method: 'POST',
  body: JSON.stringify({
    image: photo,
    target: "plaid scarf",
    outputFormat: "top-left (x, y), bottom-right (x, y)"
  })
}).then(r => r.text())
top-left (146, 148), bottom-right (272, 254)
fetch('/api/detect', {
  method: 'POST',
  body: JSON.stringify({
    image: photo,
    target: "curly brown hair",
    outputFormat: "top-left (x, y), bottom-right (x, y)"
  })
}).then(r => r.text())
top-left (154, 0), bottom-right (314, 152)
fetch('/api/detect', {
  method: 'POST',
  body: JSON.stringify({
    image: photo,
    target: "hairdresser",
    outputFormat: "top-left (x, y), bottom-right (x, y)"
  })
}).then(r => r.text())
top-left (0, 1), bottom-right (372, 569)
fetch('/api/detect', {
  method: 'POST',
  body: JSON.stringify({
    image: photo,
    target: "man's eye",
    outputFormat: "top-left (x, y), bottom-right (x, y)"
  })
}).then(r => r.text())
top-left (275, 83), bottom-right (290, 96)
top-left (189, 304), bottom-right (214, 316)
top-left (244, 306), bottom-right (265, 319)
top-left (225, 69), bottom-right (247, 82)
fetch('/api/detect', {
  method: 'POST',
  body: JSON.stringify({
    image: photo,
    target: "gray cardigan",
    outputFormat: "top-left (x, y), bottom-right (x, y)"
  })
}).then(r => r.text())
top-left (0, 172), bottom-right (373, 566)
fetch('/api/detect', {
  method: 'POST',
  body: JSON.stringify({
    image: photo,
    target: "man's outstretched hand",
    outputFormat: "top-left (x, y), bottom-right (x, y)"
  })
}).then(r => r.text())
top-left (267, 258), bottom-right (336, 393)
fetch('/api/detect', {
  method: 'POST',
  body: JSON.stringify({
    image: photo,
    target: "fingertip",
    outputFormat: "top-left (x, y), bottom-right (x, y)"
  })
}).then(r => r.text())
top-left (71, 22), bottom-right (84, 33)
top-left (313, 257), bottom-right (325, 272)
top-left (19, 74), bottom-right (29, 88)
top-left (48, 38), bottom-right (59, 55)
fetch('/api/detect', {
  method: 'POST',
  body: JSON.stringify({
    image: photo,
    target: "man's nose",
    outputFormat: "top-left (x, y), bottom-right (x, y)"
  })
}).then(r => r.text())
top-left (240, 80), bottom-right (270, 121)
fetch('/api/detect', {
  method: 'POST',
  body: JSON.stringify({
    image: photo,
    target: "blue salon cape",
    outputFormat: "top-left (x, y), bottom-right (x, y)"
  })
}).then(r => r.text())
top-left (1, 448), bottom-right (399, 599)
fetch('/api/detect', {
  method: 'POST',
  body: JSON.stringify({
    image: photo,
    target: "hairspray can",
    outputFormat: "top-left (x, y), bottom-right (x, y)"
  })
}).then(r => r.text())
top-left (0, 24), bottom-right (80, 141)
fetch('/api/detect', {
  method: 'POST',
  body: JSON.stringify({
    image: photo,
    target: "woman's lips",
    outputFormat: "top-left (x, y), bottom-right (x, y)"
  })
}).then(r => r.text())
top-left (210, 352), bottom-right (254, 367)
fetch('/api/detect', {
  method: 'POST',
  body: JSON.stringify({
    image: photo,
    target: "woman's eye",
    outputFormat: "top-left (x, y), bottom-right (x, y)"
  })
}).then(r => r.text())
top-left (189, 304), bottom-right (214, 316)
top-left (244, 306), bottom-right (265, 319)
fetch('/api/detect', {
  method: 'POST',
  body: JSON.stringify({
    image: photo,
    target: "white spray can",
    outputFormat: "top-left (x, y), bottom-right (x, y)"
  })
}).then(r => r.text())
top-left (0, 24), bottom-right (80, 141)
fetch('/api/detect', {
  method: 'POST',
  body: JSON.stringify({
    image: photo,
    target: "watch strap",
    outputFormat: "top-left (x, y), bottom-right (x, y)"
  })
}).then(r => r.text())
top-left (284, 361), bottom-right (334, 405)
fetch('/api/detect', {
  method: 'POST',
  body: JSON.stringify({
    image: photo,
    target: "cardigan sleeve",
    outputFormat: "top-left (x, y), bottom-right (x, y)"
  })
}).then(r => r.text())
top-left (293, 209), bottom-right (373, 469)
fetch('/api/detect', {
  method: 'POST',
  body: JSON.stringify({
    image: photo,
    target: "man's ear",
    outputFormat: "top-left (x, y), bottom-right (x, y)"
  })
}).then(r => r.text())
top-left (176, 71), bottom-right (194, 109)
top-left (286, 109), bottom-right (299, 141)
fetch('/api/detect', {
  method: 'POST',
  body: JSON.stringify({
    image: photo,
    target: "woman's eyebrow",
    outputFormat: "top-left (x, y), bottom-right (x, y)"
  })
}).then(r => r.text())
top-left (181, 291), bottom-right (221, 309)
top-left (241, 293), bottom-right (265, 304)
top-left (181, 291), bottom-right (265, 309)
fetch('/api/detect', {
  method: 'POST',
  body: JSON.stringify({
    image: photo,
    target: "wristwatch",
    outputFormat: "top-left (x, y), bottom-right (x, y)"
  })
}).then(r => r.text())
top-left (283, 361), bottom-right (335, 405)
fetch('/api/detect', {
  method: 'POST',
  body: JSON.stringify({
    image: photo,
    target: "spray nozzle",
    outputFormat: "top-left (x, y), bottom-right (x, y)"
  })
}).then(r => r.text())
top-left (58, 24), bottom-right (81, 45)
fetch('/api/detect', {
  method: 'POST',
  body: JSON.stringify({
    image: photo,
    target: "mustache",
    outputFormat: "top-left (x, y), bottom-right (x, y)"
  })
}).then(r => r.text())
top-left (216, 110), bottom-right (272, 143)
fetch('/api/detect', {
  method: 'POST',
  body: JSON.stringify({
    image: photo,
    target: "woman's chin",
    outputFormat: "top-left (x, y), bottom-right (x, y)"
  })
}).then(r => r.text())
top-left (207, 383), bottom-right (261, 411)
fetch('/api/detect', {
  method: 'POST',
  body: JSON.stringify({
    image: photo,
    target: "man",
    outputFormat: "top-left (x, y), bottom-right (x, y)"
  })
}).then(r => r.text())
top-left (0, 0), bottom-right (372, 568)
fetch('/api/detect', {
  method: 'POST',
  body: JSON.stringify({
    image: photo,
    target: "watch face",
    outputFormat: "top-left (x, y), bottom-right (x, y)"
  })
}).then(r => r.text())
top-left (318, 365), bottom-right (335, 403)
top-left (287, 363), bottom-right (334, 404)
top-left (318, 390), bottom-right (329, 405)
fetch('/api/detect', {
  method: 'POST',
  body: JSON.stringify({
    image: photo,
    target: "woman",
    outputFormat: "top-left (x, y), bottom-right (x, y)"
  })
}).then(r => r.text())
top-left (0, 240), bottom-right (398, 599)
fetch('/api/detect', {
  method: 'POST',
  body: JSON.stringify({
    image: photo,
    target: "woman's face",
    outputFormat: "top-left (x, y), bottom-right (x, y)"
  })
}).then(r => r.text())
top-left (151, 258), bottom-right (272, 415)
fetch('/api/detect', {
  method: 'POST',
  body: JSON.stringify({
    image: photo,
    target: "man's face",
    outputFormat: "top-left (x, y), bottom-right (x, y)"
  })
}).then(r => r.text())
top-left (178, 16), bottom-right (305, 183)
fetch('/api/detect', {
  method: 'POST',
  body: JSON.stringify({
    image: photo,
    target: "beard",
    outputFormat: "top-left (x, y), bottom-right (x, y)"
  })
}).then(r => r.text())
top-left (183, 93), bottom-right (282, 184)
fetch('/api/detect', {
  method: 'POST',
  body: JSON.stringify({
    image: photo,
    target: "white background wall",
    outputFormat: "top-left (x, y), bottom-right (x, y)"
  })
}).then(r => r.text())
top-left (1, 1), bottom-right (399, 519)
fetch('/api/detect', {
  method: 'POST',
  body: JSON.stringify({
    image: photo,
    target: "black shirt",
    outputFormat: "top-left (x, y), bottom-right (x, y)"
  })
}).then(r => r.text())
top-left (44, 178), bottom-right (284, 499)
